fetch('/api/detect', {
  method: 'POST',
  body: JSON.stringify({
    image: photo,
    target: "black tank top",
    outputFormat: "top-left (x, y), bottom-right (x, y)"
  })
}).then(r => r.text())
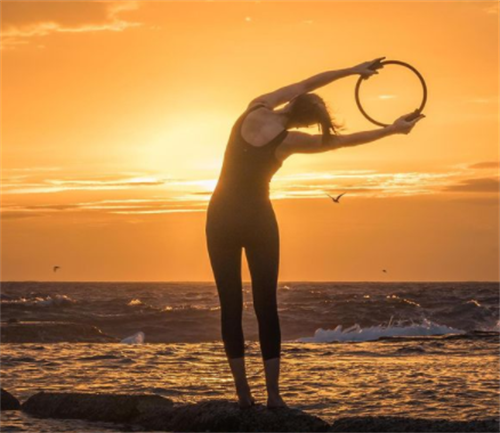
top-left (212, 103), bottom-right (289, 201)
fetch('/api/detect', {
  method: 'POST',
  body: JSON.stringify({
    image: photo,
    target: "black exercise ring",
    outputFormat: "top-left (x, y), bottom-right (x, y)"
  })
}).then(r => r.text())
top-left (355, 60), bottom-right (427, 127)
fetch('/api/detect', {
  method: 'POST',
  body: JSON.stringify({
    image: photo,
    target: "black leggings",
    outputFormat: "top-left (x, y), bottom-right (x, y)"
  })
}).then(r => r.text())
top-left (205, 194), bottom-right (281, 361)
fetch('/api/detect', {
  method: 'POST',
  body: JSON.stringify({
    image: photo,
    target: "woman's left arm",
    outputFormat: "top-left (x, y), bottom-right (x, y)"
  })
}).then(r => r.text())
top-left (300, 57), bottom-right (385, 95)
top-left (250, 57), bottom-right (385, 109)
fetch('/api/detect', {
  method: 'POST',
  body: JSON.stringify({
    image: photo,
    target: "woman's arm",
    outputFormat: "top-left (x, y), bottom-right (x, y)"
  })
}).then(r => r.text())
top-left (277, 112), bottom-right (425, 157)
top-left (333, 125), bottom-right (397, 149)
top-left (299, 57), bottom-right (385, 95)
top-left (279, 127), bottom-right (395, 155)
top-left (251, 57), bottom-right (385, 109)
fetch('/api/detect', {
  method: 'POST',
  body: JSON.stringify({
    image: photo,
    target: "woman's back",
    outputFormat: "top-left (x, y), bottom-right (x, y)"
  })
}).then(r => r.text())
top-left (213, 104), bottom-right (288, 202)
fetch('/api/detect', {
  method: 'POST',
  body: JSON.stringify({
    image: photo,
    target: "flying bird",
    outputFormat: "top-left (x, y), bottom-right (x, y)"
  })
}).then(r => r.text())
top-left (326, 192), bottom-right (346, 204)
top-left (53, 266), bottom-right (60, 273)
top-left (382, 269), bottom-right (388, 273)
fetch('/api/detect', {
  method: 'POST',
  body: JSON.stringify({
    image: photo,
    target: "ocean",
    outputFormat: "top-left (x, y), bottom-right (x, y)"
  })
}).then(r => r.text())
top-left (1, 281), bottom-right (499, 432)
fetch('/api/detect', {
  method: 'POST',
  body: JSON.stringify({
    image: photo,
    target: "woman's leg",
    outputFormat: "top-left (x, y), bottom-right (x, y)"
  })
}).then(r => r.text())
top-left (228, 358), bottom-right (255, 408)
top-left (206, 223), bottom-right (254, 406)
top-left (244, 208), bottom-right (286, 408)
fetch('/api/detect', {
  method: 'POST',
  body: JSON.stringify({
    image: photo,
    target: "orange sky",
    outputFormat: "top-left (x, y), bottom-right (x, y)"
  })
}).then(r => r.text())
top-left (1, 0), bottom-right (499, 281)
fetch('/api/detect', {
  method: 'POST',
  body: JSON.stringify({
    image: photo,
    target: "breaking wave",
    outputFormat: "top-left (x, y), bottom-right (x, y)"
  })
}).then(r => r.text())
top-left (297, 318), bottom-right (465, 343)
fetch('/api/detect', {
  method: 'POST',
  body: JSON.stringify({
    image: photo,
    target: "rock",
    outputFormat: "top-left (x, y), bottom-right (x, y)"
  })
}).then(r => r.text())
top-left (139, 399), bottom-right (330, 432)
top-left (21, 392), bottom-right (329, 432)
top-left (22, 392), bottom-right (174, 424)
top-left (1, 389), bottom-right (21, 410)
top-left (329, 416), bottom-right (500, 432)
top-left (20, 392), bottom-right (499, 432)
top-left (1, 321), bottom-right (118, 343)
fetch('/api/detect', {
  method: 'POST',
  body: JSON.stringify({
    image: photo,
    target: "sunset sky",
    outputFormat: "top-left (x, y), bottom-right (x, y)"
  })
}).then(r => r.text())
top-left (1, 0), bottom-right (499, 282)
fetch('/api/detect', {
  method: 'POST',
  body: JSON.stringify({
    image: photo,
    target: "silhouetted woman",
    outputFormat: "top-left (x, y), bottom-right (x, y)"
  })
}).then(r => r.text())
top-left (205, 57), bottom-right (425, 408)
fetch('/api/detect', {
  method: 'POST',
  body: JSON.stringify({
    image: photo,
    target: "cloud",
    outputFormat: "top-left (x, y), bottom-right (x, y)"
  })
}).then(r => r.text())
top-left (448, 197), bottom-right (500, 207)
top-left (271, 170), bottom-right (459, 199)
top-left (2, 167), bottom-right (499, 219)
top-left (442, 177), bottom-right (500, 193)
top-left (483, 3), bottom-right (499, 15)
top-left (467, 98), bottom-right (496, 104)
top-left (2, 166), bottom-right (62, 173)
top-left (1, 211), bottom-right (43, 220)
top-left (1, 1), bottom-right (142, 49)
top-left (1, 175), bottom-right (168, 194)
top-left (468, 161), bottom-right (500, 170)
top-left (1, 197), bottom-right (207, 219)
top-left (5, 204), bottom-right (82, 211)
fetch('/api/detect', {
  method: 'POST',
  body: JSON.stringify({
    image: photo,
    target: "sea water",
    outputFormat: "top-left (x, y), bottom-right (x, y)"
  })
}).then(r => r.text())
top-left (1, 282), bottom-right (499, 432)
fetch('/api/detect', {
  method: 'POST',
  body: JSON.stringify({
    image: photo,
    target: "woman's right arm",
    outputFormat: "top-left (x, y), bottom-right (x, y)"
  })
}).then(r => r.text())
top-left (278, 112), bottom-right (425, 156)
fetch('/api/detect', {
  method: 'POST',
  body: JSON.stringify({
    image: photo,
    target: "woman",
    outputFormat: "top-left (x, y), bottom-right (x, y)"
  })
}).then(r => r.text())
top-left (205, 57), bottom-right (425, 409)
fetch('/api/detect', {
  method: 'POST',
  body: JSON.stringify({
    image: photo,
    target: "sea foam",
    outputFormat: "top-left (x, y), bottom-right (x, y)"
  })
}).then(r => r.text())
top-left (120, 331), bottom-right (145, 344)
top-left (297, 318), bottom-right (465, 343)
top-left (1, 294), bottom-right (76, 307)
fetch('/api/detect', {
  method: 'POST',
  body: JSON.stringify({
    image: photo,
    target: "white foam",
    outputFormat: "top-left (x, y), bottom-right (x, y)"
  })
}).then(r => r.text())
top-left (128, 299), bottom-right (144, 306)
top-left (482, 320), bottom-right (500, 332)
top-left (297, 319), bottom-right (465, 343)
top-left (37, 294), bottom-right (75, 307)
top-left (120, 331), bottom-right (145, 344)
top-left (1, 294), bottom-right (76, 307)
top-left (466, 299), bottom-right (482, 307)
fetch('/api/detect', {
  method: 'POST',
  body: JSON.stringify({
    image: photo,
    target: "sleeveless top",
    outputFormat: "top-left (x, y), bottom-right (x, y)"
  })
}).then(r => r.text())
top-left (212, 103), bottom-right (289, 202)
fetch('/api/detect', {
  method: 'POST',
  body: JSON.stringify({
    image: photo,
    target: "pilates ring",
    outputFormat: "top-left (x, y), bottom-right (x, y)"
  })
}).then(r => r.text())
top-left (355, 60), bottom-right (427, 127)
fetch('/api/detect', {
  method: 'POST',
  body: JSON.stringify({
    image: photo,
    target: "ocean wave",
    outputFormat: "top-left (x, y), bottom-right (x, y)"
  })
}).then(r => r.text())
top-left (481, 319), bottom-right (500, 332)
top-left (120, 331), bottom-right (145, 344)
top-left (127, 298), bottom-right (145, 306)
top-left (161, 304), bottom-right (220, 312)
top-left (296, 318), bottom-right (465, 343)
top-left (2, 282), bottom-right (498, 344)
top-left (466, 299), bottom-right (482, 307)
top-left (125, 298), bottom-right (220, 312)
top-left (1, 294), bottom-right (76, 307)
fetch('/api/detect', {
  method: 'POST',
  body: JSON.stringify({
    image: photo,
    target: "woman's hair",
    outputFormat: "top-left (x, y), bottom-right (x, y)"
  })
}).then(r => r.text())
top-left (286, 93), bottom-right (342, 142)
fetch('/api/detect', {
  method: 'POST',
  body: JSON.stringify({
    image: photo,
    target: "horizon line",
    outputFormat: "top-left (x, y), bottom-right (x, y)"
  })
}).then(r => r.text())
top-left (1, 280), bottom-right (499, 284)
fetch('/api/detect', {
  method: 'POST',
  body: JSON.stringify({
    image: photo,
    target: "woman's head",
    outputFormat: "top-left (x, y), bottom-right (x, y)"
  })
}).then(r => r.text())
top-left (285, 93), bottom-right (341, 140)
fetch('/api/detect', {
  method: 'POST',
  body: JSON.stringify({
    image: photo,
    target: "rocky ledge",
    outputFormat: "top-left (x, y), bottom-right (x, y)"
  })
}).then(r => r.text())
top-left (329, 416), bottom-right (499, 432)
top-left (21, 392), bottom-right (329, 432)
top-left (7, 391), bottom-right (498, 432)
top-left (1, 388), bottom-right (21, 410)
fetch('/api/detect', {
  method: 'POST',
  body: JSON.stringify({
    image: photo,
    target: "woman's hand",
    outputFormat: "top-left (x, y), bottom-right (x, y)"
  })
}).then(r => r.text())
top-left (352, 57), bottom-right (386, 79)
top-left (390, 111), bottom-right (426, 135)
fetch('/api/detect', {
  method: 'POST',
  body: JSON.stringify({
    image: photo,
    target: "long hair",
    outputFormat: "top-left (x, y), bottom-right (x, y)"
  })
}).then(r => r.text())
top-left (287, 93), bottom-right (342, 143)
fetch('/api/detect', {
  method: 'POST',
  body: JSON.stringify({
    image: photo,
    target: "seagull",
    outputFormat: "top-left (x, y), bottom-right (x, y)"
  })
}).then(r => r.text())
top-left (326, 192), bottom-right (346, 204)
top-left (53, 266), bottom-right (60, 273)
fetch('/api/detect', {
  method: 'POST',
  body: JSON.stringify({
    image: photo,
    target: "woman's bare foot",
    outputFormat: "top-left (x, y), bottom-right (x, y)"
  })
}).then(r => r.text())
top-left (267, 394), bottom-right (287, 409)
top-left (238, 394), bottom-right (256, 409)
top-left (263, 357), bottom-right (286, 409)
